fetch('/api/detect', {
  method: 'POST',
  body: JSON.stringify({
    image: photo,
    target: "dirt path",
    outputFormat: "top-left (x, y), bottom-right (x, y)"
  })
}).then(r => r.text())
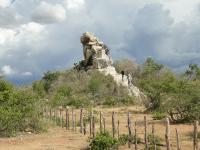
top-left (0, 106), bottom-right (195, 150)
top-left (0, 127), bottom-right (88, 150)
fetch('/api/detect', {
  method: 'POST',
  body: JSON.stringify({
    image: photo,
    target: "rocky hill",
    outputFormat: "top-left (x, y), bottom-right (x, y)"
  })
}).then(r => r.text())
top-left (75, 32), bottom-right (145, 101)
top-left (33, 32), bottom-right (145, 107)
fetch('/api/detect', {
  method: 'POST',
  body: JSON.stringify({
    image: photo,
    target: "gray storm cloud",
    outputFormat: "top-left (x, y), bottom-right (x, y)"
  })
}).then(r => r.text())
top-left (0, 0), bottom-right (200, 84)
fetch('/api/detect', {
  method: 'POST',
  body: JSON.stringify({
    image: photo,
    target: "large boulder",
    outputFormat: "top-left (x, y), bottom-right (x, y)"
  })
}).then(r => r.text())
top-left (80, 32), bottom-right (112, 69)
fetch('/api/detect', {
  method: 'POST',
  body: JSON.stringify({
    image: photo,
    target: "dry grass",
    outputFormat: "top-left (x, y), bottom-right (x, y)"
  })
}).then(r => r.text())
top-left (0, 106), bottom-right (195, 150)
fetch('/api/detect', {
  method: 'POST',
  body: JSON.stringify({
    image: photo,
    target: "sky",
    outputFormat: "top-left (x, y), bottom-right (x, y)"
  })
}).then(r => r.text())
top-left (0, 0), bottom-right (200, 85)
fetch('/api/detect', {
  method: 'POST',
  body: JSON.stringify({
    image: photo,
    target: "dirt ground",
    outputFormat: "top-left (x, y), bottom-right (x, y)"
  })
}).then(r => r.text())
top-left (0, 106), bottom-right (195, 150)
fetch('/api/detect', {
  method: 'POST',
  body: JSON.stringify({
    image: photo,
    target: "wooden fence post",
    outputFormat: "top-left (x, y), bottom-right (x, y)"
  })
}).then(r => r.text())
top-left (117, 120), bottom-right (120, 139)
top-left (175, 128), bottom-right (180, 150)
top-left (83, 121), bottom-right (86, 135)
top-left (135, 122), bottom-right (138, 150)
top-left (75, 112), bottom-right (77, 132)
top-left (80, 108), bottom-right (83, 133)
top-left (66, 107), bottom-right (69, 130)
top-left (144, 116), bottom-right (148, 150)
top-left (112, 111), bottom-right (116, 138)
top-left (193, 121), bottom-right (199, 150)
top-left (100, 111), bottom-right (103, 133)
top-left (53, 109), bottom-right (56, 122)
top-left (90, 110), bottom-right (93, 137)
top-left (56, 109), bottom-right (58, 125)
top-left (59, 107), bottom-right (62, 127)
top-left (103, 117), bottom-right (106, 134)
top-left (61, 113), bottom-right (63, 128)
top-left (92, 116), bottom-right (95, 138)
top-left (152, 123), bottom-right (156, 150)
top-left (72, 108), bottom-right (75, 131)
top-left (50, 108), bottom-right (52, 119)
top-left (128, 112), bottom-right (132, 148)
top-left (165, 118), bottom-right (171, 150)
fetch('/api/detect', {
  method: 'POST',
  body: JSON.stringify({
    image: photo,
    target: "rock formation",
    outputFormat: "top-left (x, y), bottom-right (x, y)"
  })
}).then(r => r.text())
top-left (76, 32), bottom-right (145, 100)
top-left (80, 32), bottom-right (112, 69)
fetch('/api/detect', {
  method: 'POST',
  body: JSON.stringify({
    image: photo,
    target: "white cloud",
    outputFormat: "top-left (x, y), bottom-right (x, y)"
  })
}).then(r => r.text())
top-left (0, 7), bottom-right (24, 28)
top-left (0, 0), bottom-right (200, 84)
top-left (0, 28), bottom-right (16, 45)
top-left (0, 22), bottom-right (45, 51)
top-left (21, 22), bottom-right (44, 34)
top-left (22, 72), bottom-right (32, 76)
top-left (64, 0), bottom-right (85, 10)
top-left (0, 0), bottom-right (10, 8)
top-left (32, 1), bottom-right (66, 24)
top-left (161, 0), bottom-right (200, 23)
top-left (1, 65), bottom-right (15, 75)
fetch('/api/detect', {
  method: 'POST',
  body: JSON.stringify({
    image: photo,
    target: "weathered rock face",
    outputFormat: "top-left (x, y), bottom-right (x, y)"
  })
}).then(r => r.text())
top-left (80, 32), bottom-right (112, 69)
top-left (77, 32), bottom-right (145, 101)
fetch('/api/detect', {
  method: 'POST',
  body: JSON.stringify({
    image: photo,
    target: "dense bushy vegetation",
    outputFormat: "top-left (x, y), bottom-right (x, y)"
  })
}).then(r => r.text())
top-left (0, 79), bottom-right (45, 136)
top-left (33, 70), bottom-right (136, 108)
top-left (32, 57), bottom-right (200, 123)
top-left (1, 57), bottom-right (199, 137)
top-left (135, 58), bottom-right (200, 123)
top-left (114, 58), bottom-right (200, 123)
top-left (89, 132), bottom-right (118, 150)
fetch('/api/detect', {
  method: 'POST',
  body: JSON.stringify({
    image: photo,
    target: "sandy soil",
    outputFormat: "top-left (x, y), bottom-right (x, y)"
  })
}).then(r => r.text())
top-left (0, 106), bottom-right (195, 150)
top-left (0, 127), bottom-right (88, 150)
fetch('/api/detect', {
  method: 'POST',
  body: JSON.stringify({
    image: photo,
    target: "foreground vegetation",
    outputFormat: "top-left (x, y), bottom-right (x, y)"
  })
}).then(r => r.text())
top-left (33, 58), bottom-right (200, 124)
top-left (0, 57), bottom-right (200, 137)
top-left (0, 79), bottom-right (46, 136)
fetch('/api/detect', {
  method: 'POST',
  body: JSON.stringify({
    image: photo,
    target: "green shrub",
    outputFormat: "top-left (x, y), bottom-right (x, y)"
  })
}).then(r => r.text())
top-left (103, 97), bottom-right (116, 106)
top-left (89, 132), bottom-right (118, 150)
top-left (188, 132), bottom-right (200, 139)
top-left (146, 145), bottom-right (161, 150)
top-left (152, 112), bottom-right (166, 120)
top-left (88, 78), bottom-right (101, 95)
top-left (118, 134), bottom-right (141, 145)
top-left (83, 115), bottom-right (98, 125)
top-left (147, 134), bottom-right (163, 145)
top-left (29, 117), bottom-right (48, 133)
top-left (42, 71), bottom-right (59, 93)
top-left (120, 96), bottom-right (136, 105)
top-left (0, 80), bottom-right (45, 136)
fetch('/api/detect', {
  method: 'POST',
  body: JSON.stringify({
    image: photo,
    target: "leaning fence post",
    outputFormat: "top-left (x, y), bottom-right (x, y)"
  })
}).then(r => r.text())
top-left (112, 111), bottom-right (116, 138)
top-left (165, 118), bottom-right (171, 150)
top-left (144, 116), bottom-right (148, 150)
top-left (193, 121), bottom-right (199, 150)
top-left (128, 112), bottom-right (132, 148)
top-left (175, 128), bottom-right (180, 150)
top-left (80, 108), bottom-right (83, 133)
